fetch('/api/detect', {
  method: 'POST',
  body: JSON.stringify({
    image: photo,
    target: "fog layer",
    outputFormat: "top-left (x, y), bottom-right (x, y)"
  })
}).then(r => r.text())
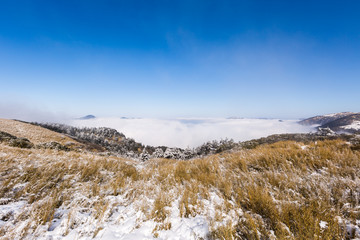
top-left (71, 118), bottom-right (314, 148)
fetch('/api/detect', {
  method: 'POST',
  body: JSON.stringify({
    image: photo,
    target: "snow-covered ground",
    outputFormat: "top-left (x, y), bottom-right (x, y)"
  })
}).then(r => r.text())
top-left (342, 121), bottom-right (360, 130)
top-left (15, 193), bottom-right (218, 240)
top-left (0, 165), bottom-right (237, 239)
top-left (1, 140), bottom-right (360, 239)
top-left (70, 118), bottom-right (313, 148)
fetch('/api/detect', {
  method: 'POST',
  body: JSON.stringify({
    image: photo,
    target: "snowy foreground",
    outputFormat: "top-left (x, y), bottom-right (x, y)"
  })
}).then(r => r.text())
top-left (0, 194), bottom-right (215, 240)
top-left (0, 146), bottom-right (236, 240)
top-left (1, 139), bottom-right (360, 239)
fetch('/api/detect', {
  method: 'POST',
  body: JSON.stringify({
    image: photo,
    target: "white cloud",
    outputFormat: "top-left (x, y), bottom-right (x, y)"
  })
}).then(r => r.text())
top-left (70, 118), bottom-right (315, 148)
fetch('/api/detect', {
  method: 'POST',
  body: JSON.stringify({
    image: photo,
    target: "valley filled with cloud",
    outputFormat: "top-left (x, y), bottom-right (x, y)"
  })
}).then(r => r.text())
top-left (71, 117), bottom-right (314, 148)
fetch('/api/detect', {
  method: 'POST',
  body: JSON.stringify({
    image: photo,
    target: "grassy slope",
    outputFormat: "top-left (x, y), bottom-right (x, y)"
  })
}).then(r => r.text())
top-left (1, 138), bottom-right (360, 239)
top-left (0, 119), bottom-right (81, 146)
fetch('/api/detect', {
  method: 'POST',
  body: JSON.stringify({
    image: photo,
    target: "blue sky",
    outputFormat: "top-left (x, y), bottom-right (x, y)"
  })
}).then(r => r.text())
top-left (0, 0), bottom-right (360, 119)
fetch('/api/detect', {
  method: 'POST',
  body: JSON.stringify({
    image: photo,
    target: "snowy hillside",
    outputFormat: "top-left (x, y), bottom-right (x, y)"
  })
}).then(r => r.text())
top-left (299, 112), bottom-right (355, 126)
top-left (1, 119), bottom-right (360, 239)
top-left (299, 112), bottom-right (360, 133)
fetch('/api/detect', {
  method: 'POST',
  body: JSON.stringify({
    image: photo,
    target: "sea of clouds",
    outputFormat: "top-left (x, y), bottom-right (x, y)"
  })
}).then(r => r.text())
top-left (70, 118), bottom-right (315, 148)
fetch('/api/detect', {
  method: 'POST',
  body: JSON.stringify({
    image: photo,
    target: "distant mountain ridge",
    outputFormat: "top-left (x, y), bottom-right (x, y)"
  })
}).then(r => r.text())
top-left (78, 115), bottom-right (96, 120)
top-left (321, 114), bottom-right (360, 133)
top-left (1, 117), bottom-right (358, 162)
top-left (299, 112), bottom-right (360, 133)
top-left (299, 112), bottom-right (355, 126)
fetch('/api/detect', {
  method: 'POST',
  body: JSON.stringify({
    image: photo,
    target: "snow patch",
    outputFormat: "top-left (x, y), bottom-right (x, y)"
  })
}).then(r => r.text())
top-left (319, 220), bottom-right (328, 229)
top-left (0, 201), bottom-right (27, 227)
top-left (342, 121), bottom-right (360, 130)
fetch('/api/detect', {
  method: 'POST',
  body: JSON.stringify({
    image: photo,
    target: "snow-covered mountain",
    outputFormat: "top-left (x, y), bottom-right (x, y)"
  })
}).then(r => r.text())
top-left (299, 112), bottom-right (355, 126)
top-left (299, 112), bottom-right (360, 133)
top-left (321, 113), bottom-right (360, 133)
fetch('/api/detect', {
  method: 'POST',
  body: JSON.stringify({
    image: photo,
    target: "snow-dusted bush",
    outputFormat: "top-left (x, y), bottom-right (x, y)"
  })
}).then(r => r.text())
top-left (33, 123), bottom-right (241, 160)
top-left (33, 122), bottom-right (359, 162)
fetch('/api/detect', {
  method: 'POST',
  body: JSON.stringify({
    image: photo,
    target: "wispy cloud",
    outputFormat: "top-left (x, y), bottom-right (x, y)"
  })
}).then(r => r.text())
top-left (71, 117), bottom-right (314, 148)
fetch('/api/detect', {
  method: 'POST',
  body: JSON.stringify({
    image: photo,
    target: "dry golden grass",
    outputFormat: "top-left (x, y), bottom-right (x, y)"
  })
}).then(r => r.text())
top-left (138, 139), bottom-right (360, 239)
top-left (0, 143), bottom-right (137, 234)
top-left (0, 118), bottom-right (81, 146)
top-left (1, 138), bottom-right (360, 239)
top-left (151, 195), bottom-right (171, 222)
